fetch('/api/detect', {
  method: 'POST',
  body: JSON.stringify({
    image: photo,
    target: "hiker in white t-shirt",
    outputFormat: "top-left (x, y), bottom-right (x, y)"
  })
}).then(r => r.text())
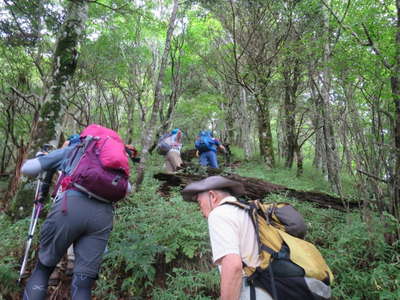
top-left (181, 176), bottom-right (273, 300)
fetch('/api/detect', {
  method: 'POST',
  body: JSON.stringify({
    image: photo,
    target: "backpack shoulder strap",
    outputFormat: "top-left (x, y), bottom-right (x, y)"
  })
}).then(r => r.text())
top-left (64, 136), bottom-right (96, 174)
top-left (223, 200), bottom-right (279, 257)
top-left (222, 200), bottom-right (249, 210)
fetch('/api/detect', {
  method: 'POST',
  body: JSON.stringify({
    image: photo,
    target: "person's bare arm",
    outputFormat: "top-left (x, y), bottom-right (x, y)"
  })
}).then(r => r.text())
top-left (218, 144), bottom-right (227, 153)
top-left (219, 253), bottom-right (243, 300)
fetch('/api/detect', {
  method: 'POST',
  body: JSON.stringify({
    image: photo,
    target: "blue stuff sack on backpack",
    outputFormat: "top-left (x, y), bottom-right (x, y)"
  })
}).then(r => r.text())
top-left (195, 131), bottom-right (215, 153)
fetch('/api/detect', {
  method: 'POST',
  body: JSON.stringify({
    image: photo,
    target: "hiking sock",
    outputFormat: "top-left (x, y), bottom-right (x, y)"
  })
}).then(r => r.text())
top-left (71, 274), bottom-right (95, 300)
top-left (23, 260), bottom-right (55, 300)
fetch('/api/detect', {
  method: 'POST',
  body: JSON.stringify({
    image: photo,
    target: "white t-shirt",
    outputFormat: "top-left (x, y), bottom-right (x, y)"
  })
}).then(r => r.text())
top-left (208, 196), bottom-right (273, 299)
top-left (208, 196), bottom-right (260, 268)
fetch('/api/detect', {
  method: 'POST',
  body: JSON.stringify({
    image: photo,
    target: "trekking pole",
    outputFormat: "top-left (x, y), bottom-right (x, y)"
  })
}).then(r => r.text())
top-left (18, 143), bottom-right (57, 282)
top-left (18, 174), bottom-right (45, 283)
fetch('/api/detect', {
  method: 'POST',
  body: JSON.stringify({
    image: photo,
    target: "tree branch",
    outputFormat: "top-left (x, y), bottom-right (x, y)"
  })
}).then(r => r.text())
top-left (361, 23), bottom-right (393, 70)
top-left (357, 169), bottom-right (389, 184)
top-left (320, 0), bottom-right (392, 70)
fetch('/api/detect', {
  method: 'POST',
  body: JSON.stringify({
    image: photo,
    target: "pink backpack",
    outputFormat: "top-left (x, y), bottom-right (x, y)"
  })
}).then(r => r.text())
top-left (60, 124), bottom-right (130, 203)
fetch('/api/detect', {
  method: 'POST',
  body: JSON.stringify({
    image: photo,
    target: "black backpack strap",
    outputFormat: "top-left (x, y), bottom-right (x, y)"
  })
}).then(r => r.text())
top-left (250, 284), bottom-right (256, 300)
top-left (224, 201), bottom-right (271, 254)
top-left (224, 201), bottom-right (280, 300)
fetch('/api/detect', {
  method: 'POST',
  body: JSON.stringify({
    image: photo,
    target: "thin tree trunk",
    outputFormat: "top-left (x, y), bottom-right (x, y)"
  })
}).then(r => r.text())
top-left (135, 0), bottom-right (179, 189)
top-left (320, 2), bottom-right (342, 196)
top-left (310, 75), bottom-right (325, 172)
top-left (0, 131), bottom-right (10, 174)
top-left (2, 140), bottom-right (28, 209)
top-left (256, 96), bottom-right (275, 168)
top-left (283, 86), bottom-right (295, 168)
top-left (295, 144), bottom-right (303, 177)
top-left (240, 87), bottom-right (252, 160)
top-left (223, 85), bottom-right (236, 145)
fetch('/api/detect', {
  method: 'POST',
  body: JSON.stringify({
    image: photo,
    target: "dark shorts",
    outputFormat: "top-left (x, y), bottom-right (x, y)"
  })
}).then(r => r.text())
top-left (38, 190), bottom-right (113, 278)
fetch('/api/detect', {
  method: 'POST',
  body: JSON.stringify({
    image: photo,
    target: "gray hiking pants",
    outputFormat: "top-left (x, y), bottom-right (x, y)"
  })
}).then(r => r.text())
top-left (39, 190), bottom-right (113, 278)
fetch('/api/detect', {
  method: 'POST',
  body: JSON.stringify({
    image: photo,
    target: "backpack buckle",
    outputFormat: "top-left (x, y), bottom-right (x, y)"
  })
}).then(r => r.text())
top-left (112, 175), bottom-right (121, 186)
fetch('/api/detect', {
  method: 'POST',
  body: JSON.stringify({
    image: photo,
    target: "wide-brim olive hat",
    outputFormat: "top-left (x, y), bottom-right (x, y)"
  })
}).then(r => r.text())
top-left (181, 175), bottom-right (245, 202)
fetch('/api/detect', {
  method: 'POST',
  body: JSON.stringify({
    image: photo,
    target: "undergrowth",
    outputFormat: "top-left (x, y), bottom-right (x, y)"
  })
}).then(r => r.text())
top-left (0, 156), bottom-right (399, 299)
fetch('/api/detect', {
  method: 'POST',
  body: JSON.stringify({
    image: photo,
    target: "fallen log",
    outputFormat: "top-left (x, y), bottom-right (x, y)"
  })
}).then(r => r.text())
top-left (154, 169), bottom-right (359, 211)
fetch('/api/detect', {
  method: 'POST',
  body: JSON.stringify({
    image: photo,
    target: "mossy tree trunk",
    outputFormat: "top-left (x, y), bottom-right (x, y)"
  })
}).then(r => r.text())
top-left (256, 95), bottom-right (275, 168)
top-left (31, 0), bottom-right (89, 152)
top-left (282, 57), bottom-right (301, 169)
top-left (4, 0), bottom-right (88, 212)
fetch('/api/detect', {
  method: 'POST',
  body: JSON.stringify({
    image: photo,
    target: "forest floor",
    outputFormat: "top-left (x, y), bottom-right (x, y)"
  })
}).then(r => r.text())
top-left (0, 155), bottom-right (399, 299)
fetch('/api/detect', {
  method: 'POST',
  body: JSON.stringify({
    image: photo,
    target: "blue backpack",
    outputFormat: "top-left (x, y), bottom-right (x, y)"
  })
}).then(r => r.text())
top-left (195, 131), bottom-right (215, 153)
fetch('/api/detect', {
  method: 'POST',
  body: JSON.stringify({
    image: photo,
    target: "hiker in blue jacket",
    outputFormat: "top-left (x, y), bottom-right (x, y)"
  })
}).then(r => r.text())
top-left (195, 131), bottom-right (226, 168)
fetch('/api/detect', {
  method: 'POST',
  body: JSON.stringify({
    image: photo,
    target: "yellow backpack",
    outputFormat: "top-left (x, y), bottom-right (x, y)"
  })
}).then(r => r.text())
top-left (225, 200), bottom-right (334, 299)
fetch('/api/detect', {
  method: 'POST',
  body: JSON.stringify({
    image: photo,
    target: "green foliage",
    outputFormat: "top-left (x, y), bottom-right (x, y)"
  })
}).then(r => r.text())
top-left (1, 1), bottom-right (400, 298)
top-left (152, 267), bottom-right (219, 300)
top-left (176, 92), bottom-right (225, 137)
top-left (0, 214), bottom-right (34, 297)
top-left (328, 214), bottom-right (400, 299)
top-left (8, 180), bottom-right (39, 220)
top-left (0, 157), bottom-right (398, 299)
top-left (94, 170), bottom-right (215, 298)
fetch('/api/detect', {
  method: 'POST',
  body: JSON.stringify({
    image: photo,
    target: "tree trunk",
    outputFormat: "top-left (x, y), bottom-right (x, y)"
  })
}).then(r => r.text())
top-left (390, 0), bottom-right (400, 224)
top-left (0, 130), bottom-right (10, 174)
top-left (160, 36), bottom-right (184, 135)
top-left (282, 60), bottom-right (301, 169)
top-left (135, 0), bottom-right (179, 189)
top-left (223, 85), bottom-right (236, 145)
top-left (256, 97), bottom-right (275, 168)
top-left (283, 86), bottom-right (296, 168)
top-left (320, 2), bottom-right (342, 196)
top-left (310, 75), bottom-right (325, 172)
top-left (2, 140), bottom-right (28, 209)
top-left (3, 0), bottom-right (88, 211)
top-left (240, 87), bottom-right (252, 160)
top-left (31, 0), bottom-right (88, 151)
top-left (295, 144), bottom-right (303, 177)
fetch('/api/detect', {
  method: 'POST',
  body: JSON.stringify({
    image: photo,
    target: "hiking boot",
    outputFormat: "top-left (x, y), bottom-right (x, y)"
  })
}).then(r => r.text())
top-left (48, 268), bottom-right (60, 286)
top-left (65, 259), bottom-right (74, 277)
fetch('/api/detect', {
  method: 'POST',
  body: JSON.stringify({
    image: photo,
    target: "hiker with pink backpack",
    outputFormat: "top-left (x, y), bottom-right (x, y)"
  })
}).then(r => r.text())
top-left (21, 124), bottom-right (133, 300)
